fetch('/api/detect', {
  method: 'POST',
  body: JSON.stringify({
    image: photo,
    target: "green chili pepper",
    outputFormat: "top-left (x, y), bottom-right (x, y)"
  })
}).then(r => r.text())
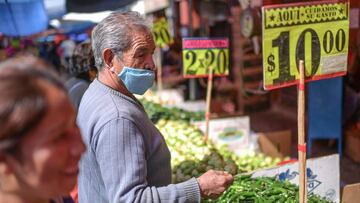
top-left (204, 175), bottom-right (334, 203)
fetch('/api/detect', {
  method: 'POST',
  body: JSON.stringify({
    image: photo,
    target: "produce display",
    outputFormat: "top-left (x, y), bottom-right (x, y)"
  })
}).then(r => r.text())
top-left (156, 119), bottom-right (212, 167)
top-left (141, 99), bottom-right (204, 123)
top-left (143, 99), bottom-right (333, 202)
top-left (156, 119), bottom-right (238, 183)
top-left (205, 175), bottom-right (333, 203)
top-left (144, 99), bottom-right (284, 176)
top-left (217, 146), bottom-right (283, 173)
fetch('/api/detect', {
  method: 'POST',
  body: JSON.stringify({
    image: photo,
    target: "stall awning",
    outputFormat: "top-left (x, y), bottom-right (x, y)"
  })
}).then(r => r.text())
top-left (44, 0), bottom-right (66, 19)
top-left (66, 0), bottom-right (136, 13)
top-left (59, 20), bottom-right (95, 34)
top-left (0, 0), bottom-right (48, 36)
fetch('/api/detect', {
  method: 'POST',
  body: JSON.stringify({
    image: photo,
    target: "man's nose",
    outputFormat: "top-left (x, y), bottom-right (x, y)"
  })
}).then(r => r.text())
top-left (145, 56), bottom-right (156, 71)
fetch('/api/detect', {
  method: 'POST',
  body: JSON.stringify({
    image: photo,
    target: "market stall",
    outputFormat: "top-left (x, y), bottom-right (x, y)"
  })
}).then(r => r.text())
top-left (140, 0), bottom-right (358, 202)
top-left (1, 0), bottom-right (360, 202)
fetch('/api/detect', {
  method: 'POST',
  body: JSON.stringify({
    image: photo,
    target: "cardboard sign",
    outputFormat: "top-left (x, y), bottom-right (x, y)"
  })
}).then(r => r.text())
top-left (262, 1), bottom-right (349, 90)
top-left (252, 154), bottom-right (340, 202)
top-left (258, 130), bottom-right (292, 158)
top-left (342, 183), bottom-right (360, 203)
top-left (182, 38), bottom-right (229, 78)
top-left (153, 17), bottom-right (173, 48)
top-left (193, 116), bottom-right (249, 154)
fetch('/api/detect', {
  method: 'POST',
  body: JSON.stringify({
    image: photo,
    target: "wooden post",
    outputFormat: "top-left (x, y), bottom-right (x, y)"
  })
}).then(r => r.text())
top-left (204, 66), bottom-right (214, 142)
top-left (298, 60), bottom-right (307, 203)
top-left (155, 47), bottom-right (163, 102)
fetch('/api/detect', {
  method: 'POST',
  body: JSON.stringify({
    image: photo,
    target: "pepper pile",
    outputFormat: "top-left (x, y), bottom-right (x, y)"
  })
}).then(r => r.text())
top-left (205, 175), bottom-right (333, 203)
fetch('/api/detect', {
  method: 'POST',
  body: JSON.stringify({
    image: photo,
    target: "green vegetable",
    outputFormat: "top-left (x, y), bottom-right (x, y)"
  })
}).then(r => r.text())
top-left (140, 99), bottom-right (205, 124)
top-left (155, 119), bottom-right (239, 183)
top-left (217, 146), bottom-right (285, 173)
top-left (204, 175), bottom-right (333, 203)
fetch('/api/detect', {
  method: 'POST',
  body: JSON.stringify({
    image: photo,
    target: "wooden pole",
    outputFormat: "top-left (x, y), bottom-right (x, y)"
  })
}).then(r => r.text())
top-left (204, 66), bottom-right (214, 142)
top-left (298, 60), bottom-right (307, 203)
top-left (155, 47), bottom-right (163, 103)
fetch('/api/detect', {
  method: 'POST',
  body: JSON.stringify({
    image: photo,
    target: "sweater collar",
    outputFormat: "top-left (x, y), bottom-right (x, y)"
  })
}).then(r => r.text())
top-left (92, 79), bottom-right (145, 110)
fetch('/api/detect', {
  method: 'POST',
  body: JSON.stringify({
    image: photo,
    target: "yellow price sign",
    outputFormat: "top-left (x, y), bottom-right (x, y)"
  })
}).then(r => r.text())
top-left (262, 1), bottom-right (349, 90)
top-left (152, 17), bottom-right (173, 48)
top-left (182, 38), bottom-right (229, 78)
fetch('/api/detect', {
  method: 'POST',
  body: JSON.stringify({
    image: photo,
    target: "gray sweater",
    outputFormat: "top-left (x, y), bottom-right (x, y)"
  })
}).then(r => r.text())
top-left (77, 79), bottom-right (201, 203)
top-left (65, 77), bottom-right (89, 111)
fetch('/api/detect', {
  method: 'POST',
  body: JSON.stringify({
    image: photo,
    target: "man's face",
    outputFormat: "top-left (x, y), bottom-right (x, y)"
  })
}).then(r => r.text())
top-left (114, 29), bottom-right (156, 72)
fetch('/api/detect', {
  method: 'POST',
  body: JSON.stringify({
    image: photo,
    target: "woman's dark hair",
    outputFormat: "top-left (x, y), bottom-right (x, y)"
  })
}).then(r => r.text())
top-left (0, 55), bottom-right (66, 154)
top-left (69, 41), bottom-right (97, 81)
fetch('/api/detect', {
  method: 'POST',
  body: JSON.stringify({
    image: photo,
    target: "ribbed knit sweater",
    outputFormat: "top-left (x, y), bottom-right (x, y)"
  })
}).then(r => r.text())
top-left (77, 79), bottom-right (201, 203)
top-left (64, 77), bottom-right (89, 111)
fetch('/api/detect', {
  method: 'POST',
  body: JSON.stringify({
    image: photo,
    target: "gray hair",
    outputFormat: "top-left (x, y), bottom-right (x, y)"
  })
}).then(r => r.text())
top-left (91, 11), bottom-right (151, 70)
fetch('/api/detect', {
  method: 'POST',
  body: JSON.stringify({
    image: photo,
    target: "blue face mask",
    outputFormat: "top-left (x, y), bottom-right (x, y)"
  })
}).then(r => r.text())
top-left (117, 66), bottom-right (155, 95)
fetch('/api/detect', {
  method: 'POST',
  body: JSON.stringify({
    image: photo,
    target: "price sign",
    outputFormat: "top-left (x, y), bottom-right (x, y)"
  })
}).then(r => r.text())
top-left (152, 17), bottom-right (173, 48)
top-left (262, 1), bottom-right (349, 90)
top-left (182, 38), bottom-right (229, 78)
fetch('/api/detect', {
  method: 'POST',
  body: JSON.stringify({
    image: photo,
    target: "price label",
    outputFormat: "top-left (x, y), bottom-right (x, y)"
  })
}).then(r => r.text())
top-left (182, 38), bottom-right (229, 78)
top-left (262, 1), bottom-right (349, 90)
top-left (152, 17), bottom-right (173, 48)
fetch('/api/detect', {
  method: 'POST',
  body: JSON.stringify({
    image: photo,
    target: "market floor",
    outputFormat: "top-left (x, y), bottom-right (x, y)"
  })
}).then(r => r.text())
top-left (249, 104), bottom-right (360, 187)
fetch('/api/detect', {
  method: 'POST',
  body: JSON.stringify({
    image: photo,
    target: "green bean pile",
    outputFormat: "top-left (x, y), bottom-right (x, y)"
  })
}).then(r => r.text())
top-left (205, 175), bottom-right (333, 203)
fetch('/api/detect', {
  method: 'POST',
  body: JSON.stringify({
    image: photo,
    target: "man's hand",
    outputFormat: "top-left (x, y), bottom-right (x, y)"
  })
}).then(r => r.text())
top-left (196, 170), bottom-right (234, 199)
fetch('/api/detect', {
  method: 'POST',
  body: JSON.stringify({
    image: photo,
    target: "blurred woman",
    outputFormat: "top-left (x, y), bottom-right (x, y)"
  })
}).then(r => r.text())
top-left (65, 41), bottom-right (97, 111)
top-left (0, 56), bottom-right (86, 203)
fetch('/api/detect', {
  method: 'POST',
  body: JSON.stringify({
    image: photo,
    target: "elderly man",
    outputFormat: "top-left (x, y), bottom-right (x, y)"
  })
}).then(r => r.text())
top-left (77, 11), bottom-right (233, 203)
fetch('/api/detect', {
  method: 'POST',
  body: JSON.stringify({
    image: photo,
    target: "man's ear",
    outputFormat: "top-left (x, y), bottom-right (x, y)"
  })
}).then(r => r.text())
top-left (102, 48), bottom-right (114, 69)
